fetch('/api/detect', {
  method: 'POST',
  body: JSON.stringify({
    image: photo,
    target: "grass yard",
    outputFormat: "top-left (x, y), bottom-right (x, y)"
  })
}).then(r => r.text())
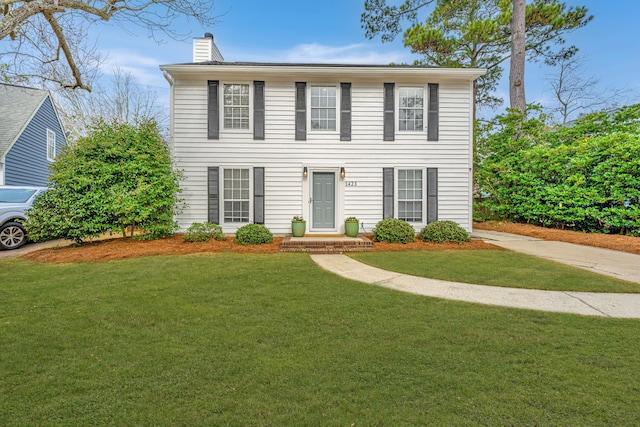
top-left (2, 253), bottom-right (640, 425)
top-left (350, 250), bottom-right (640, 293)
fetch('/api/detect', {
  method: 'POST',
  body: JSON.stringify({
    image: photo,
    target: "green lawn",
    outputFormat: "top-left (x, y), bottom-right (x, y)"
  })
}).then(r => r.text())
top-left (1, 253), bottom-right (640, 425)
top-left (350, 249), bottom-right (640, 293)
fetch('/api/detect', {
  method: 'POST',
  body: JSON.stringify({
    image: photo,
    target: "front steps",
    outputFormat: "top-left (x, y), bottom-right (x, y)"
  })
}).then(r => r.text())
top-left (280, 234), bottom-right (374, 253)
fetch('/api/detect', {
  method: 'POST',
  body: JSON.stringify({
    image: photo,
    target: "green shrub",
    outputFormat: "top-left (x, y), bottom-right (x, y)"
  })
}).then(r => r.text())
top-left (24, 119), bottom-right (182, 243)
top-left (372, 218), bottom-right (415, 243)
top-left (235, 224), bottom-right (273, 245)
top-left (476, 104), bottom-right (640, 235)
top-left (420, 220), bottom-right (470, 243)
top-left (182, 222), bottom-right (225, 242)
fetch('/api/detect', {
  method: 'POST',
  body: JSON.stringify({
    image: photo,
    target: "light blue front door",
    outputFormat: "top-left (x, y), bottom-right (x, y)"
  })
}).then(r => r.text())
top-left (312, 172), bottom-right (335, 229)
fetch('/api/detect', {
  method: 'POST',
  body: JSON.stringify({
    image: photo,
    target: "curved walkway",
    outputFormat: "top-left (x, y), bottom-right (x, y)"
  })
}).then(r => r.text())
top-left (310, 230), bottom-right (640, 318)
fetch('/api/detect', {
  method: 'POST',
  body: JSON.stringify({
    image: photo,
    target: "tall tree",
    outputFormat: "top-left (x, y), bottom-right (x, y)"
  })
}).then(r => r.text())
top-left (510, 0), bottom-right (526, 112)
top-left (362, 0), bottom-right (592, 112)
top-left (0, 1), bottom-right (216, 91)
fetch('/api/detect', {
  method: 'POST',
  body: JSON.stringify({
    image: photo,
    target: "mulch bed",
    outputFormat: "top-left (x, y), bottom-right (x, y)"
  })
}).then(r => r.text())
top-left (22, 222), bottom-right (640, 264)
top-left (23, 234), bottom-right (498, 263)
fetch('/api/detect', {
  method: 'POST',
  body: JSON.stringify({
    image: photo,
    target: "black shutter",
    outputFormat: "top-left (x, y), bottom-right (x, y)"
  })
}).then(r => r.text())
top-left (383, 83), bottom-right (395, 141)
top-left (295, 82), bottom-right (306, 141)
top-left (427, 83), bottom-right (439, 141)
top-left (383, 167), bottom-right (394, 219)
top-left (208, 167), bottom-right (220, 224)
top-left (254, 167), bottom-right (265, 224)
top-left (340, 82), bottom-right (352, 141)
top-left (427, 167), bottom-right (438, 223)
top-left (207, 80), bottom-right (219, 140)
top-left (254, 81), bottom-right (265, 140)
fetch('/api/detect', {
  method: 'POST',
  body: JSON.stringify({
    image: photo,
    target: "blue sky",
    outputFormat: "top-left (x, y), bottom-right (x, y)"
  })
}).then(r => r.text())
top-left (96, 0), bottom-right (639, 119)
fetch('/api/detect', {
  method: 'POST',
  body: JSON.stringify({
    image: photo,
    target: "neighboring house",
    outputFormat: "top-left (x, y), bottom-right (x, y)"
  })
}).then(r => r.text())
top-left (0, 83), bottom-right (67, 186)
top-left (160, 34), bottom-right (485, 234)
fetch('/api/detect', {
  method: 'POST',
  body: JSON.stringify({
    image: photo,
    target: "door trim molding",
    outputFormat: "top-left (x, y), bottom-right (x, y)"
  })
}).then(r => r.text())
top-left (302, 166), bottom-right (344, 233)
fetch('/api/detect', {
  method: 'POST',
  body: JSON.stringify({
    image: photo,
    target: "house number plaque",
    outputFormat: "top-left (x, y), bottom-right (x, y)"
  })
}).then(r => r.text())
top-left (346, 181), bottom-right (357, 187)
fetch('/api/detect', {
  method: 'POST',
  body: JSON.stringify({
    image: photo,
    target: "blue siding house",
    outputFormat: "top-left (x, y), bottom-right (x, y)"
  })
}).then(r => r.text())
top-left (0, 83), bottom-right (67, 186)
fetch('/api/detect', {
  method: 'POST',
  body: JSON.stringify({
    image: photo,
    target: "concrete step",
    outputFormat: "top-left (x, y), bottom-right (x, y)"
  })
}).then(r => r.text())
top-left (281, 235), bottom-right (373, 253)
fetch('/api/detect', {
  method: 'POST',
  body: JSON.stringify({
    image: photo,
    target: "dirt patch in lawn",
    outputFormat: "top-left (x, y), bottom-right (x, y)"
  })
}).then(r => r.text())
top-left (475, 221), bottom-right (640, 255)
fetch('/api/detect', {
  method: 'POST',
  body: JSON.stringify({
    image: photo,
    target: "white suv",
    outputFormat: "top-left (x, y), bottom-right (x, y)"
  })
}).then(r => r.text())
top-left (0, 186), bottom-right (47, 250)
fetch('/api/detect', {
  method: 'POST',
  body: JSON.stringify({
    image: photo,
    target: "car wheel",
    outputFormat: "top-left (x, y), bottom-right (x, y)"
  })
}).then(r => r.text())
top-left (0, 222), bottom-right (27, 250)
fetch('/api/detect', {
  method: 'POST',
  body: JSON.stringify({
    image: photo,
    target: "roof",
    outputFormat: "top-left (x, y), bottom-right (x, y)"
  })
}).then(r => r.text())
top-left (0, 83), bottom-right (51, 158)
top-left (160, 61), bottom-right (486, 82)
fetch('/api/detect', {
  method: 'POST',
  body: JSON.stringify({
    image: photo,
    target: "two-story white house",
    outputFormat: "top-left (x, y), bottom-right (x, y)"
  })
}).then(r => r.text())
top-left (160, 34), bottom-right (485, 235)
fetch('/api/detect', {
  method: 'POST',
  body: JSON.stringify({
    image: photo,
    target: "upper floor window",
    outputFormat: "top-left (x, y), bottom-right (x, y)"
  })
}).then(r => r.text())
top-left (46, 129), bottom-right (56, 161)
top-left (310, 86), bottom-right (336, 131)
top-left (398, 87), bottom-right (424, 131)
top-left (223, 84), bottom-right (250, 129)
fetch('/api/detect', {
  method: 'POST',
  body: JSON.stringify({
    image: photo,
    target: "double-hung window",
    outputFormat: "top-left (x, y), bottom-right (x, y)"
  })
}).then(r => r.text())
top-left (398, 169), bottom-right (423, 223)
top-left (223, 84), bottom-right (250, 130)
top-left (223, 168), bottom-right (250, 222)
top-left (398, 87), bottom-right (424, 132)
top-left (310, 86), bottom-right (336, 131)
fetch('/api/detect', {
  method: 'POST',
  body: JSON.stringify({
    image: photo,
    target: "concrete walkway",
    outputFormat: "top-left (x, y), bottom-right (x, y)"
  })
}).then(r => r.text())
top-left (0, 238), bottom-right (72, 259)
top-left (310, 230), bottom-right (640, 318)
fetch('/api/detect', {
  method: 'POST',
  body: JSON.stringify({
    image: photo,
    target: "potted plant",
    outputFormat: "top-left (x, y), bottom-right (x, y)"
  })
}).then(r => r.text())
top-left (291, 216), bottom-right (306, 237)
top-left (344, 216), bottom-right (359, 237)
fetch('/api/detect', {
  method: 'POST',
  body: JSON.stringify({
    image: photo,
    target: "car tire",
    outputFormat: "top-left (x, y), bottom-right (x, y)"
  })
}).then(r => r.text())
top-left (0, 222), bottom-right (27, 250)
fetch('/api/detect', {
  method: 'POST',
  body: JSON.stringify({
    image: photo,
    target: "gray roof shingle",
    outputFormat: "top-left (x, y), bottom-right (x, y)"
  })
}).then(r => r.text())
top-left (0, 83), bottom-right (49, 157)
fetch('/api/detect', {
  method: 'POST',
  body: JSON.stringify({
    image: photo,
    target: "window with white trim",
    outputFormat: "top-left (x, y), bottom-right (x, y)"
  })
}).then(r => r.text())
top-left (398, 87), bottom-right (424, 131)
top-left (223, 84), bottom-right (250, 129)
top-left (398, 169), bottom-right (423, 222)
top-left (223, 168), bottom-right (250, 222)
top-left (310, 85), bottom-right (337, 131)
top-left (46, 128), bottom-right (56, 161)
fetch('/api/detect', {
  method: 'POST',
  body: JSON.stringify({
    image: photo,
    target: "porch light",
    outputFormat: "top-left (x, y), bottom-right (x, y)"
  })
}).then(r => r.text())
top-left (340, 167), bottom-right (346, 179)
top-left (303, 166), bottom-right (308, 178)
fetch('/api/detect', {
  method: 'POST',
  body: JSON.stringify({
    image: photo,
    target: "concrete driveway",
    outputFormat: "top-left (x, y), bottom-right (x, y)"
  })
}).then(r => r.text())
top-left (0, 239), bottom-right (73, 259)
top-left (471, 230), bottom-right (640, 284)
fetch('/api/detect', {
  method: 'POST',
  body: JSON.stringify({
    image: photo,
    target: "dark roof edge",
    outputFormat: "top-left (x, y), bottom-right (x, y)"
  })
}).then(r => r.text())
top-left (162, 61), bottom-right (444, 69)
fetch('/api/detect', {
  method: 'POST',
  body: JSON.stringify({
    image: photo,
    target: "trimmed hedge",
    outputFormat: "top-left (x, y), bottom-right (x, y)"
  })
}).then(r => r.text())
top-left (372, 218), bottom-right (416, 243)
top-left (420, 221), bottom-right (470, 243)
top-left (182, 222), bottom-right (225, 242)
top-left (235, 224), bottom-right (273, 245)
top-left (477, 104), bottom-right (640, 235)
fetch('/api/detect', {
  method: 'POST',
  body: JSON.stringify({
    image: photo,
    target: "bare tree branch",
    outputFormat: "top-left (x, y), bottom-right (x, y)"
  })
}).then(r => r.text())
top-left (545, 51), bottom-right (632, 124)
top-left (1, 0), bottom-right (217, 90)
top-left (55, 66), bottom-right (168, 141)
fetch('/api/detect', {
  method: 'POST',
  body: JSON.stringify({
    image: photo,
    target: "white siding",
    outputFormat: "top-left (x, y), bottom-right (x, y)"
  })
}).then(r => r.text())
top-left (170, 73), bottom-right (475, 233)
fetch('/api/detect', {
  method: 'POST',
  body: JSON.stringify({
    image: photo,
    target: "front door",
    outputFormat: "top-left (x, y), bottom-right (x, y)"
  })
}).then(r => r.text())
top-left (312, 172), bottom-right (335, 229)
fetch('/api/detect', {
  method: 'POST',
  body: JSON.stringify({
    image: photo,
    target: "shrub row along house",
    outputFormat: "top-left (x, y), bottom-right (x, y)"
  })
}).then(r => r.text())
top-left (160, 34), bottom-right (485, 235)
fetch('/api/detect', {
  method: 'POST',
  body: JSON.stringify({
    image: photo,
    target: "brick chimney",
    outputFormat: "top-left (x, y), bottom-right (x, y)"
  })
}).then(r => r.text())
top-left (193, 33), bottom-right (224, 63)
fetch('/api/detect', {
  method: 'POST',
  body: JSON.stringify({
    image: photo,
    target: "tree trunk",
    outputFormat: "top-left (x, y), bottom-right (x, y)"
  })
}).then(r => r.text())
top-left (509, 0), bottom-right (526, 113)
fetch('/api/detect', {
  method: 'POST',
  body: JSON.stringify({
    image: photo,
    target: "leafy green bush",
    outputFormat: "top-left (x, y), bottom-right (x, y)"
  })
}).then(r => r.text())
top-left (25, 119), bottom-right (182, 243)
top-left (372, 218), bottom-right (415, 243)
top-left (476, 104), bottom-right (640, 235)
top-left (182, 222), bottom-right (225, 242)
top-left (235, 224), bottom-right (273, 245)
top-left (420, 220), bottom-right (470, 243)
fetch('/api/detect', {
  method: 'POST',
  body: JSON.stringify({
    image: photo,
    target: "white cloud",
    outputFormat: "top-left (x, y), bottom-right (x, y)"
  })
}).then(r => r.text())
top-left (98, 48), bottom-right (168, 89)
top-left (228, 43), bottom-right (415, 65)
